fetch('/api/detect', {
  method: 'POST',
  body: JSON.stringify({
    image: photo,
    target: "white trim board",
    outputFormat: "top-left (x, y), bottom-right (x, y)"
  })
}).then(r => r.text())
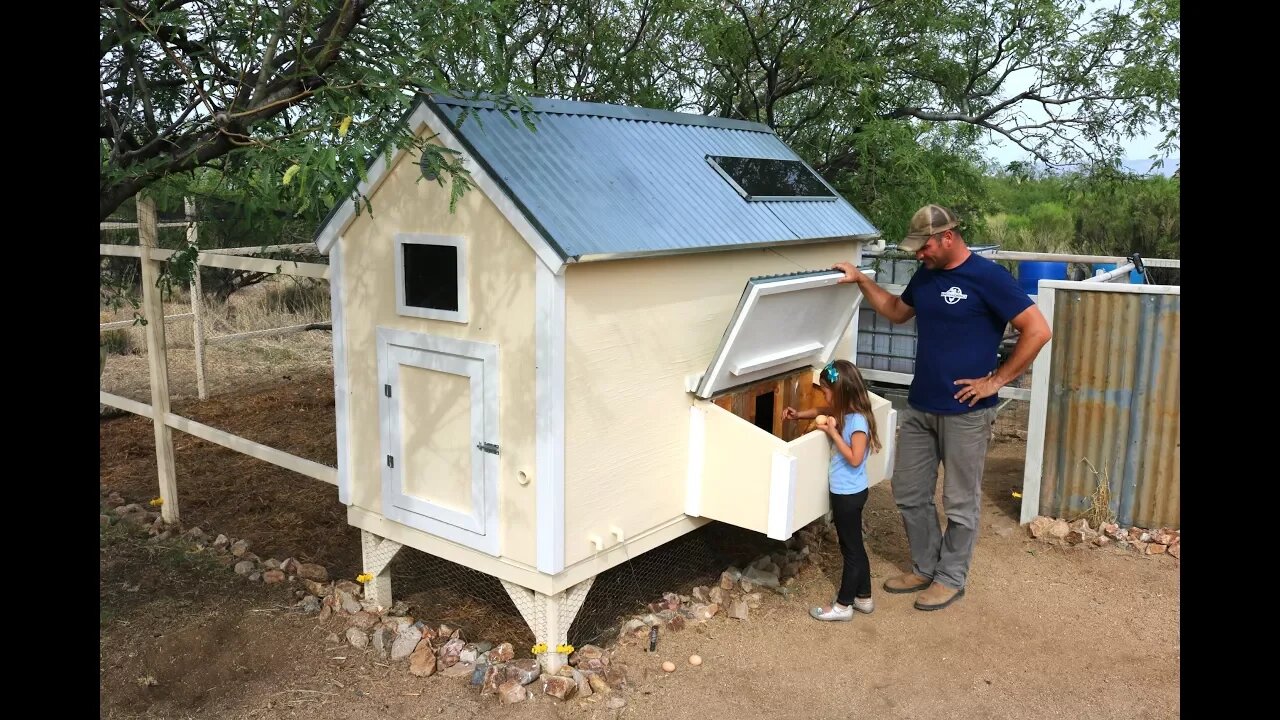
top-left (314, 101), bottom-right (566, 274)
top-left (393, 233), bottom-right (470, 323)
top-left (685, 405), bottom-right (706, 518)
top-left (1038, 279), bottom-right (1181, 295)
top-left (535, 262), bottom-right (567, 574)
top-left (1019, 289), bottom-right (1057, 525)
top-left (330, 240), bottom-right (353, 505)
top-left (766, 452), bottom-right (799, 541)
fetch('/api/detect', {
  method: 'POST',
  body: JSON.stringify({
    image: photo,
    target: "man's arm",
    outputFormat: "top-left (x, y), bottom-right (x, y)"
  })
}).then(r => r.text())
top-left (953, 304), bottom-right (1053, 406)
top-left (832, 262), bottom-right (916, 324)
top-left (993, 305), bottom-right (1052, 387)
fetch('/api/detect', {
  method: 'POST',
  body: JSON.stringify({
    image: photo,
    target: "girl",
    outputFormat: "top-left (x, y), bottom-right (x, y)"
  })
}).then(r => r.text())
top-left (783, 358), bottom-right (882, 621)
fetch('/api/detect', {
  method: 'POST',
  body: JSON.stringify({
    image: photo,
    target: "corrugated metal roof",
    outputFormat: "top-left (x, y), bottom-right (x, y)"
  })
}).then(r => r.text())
top-left (428, 94), bottom-right (880, 261)
top-left (1038, 288), bottom-right (1180, 529)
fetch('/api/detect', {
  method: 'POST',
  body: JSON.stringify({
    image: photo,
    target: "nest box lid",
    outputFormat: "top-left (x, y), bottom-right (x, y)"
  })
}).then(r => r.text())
top-left (693, 269), bottom-right (870, 399)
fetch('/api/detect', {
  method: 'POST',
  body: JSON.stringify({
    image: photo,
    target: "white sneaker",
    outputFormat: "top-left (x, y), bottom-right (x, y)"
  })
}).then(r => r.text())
top-left (852, 596), bottom-right (875, 614)
top-left (809, 603), bottom-right (854, 622)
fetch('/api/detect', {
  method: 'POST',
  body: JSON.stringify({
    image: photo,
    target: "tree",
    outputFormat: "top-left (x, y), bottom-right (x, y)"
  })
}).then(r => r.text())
top-left (101, 0), bottom-right (1179, 247)
top-left (99, 0), bottom-right (528, 224)
top-left (423, 0), bottom-right (1178, 241)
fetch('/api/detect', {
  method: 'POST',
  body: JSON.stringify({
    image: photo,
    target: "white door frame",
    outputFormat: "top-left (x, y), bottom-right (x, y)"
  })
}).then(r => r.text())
top-left (377, 327), bottom-right (500, 555)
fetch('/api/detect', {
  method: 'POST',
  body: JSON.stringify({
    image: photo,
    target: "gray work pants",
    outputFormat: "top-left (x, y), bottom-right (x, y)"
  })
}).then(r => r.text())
top-left (891, 406), bottom-right (998, 590)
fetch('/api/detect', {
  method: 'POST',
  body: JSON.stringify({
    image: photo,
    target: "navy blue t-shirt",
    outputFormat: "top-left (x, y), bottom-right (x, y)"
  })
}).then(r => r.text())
top-left (900, 253), bottom-right (1033, 415)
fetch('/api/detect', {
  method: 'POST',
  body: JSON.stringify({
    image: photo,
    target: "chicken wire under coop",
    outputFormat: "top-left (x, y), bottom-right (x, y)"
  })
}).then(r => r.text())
top-left (382, 520), bottom-right (786, 652)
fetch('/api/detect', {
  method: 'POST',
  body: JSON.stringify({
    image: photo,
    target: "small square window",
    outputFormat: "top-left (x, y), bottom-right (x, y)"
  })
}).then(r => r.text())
top-left (404, 243), bottom-right (458, 311)
top-left (394, 234), bottom-right (468, 323)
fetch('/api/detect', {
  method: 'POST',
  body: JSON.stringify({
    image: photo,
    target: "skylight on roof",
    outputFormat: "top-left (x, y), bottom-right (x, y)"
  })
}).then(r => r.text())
top-left (707, 156), bottom-right (837, 202)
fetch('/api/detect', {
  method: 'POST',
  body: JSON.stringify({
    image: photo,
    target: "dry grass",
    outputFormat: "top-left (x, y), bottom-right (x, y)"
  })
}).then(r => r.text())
top-left (1076, 457), bottom-right (1117, 529)
top-left (100, 277), bottom-right (333, 405)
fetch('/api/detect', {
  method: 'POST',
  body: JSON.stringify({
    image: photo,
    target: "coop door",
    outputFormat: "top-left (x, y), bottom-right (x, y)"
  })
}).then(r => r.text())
top-left (377, 328), bottom-right (500, 556)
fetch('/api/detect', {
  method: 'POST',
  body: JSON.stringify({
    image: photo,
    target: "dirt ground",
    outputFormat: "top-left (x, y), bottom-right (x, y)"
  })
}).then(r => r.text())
top-left (99, 369), bottom-right (1179, 719)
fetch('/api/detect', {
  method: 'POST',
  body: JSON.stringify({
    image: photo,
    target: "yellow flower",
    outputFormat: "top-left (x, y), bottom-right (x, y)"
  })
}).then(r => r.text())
top-left (356, 573), bottom-right (373, 584)
top-left (282, 164), bottom-right (300, 186)
top-left (1011, 491), bottom-right (1023, 499)
top-left (149, 497), bottom-right (163, 507)
top-left (556, 644), bottom-right (574, 654)
top-left (531, 643), bottom-right (547, 655)
top-left (338, 116), bottom-right (352, 137)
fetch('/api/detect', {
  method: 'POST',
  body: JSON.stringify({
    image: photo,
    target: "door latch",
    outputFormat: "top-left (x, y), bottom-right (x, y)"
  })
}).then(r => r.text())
top-left (476, 442), bottom-right (500, 455)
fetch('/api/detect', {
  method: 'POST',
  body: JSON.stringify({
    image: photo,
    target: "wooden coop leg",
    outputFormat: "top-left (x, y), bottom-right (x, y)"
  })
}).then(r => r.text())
top-left (500, 577), bottom-right (595, 672)
top-left (360, 530), bottom-right (403, 611)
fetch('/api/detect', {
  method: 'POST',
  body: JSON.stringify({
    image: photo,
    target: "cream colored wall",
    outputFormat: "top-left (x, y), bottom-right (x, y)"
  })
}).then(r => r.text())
top-left (696, 402), bottom-right (783, 533)
top-left (787, 429), bottom-right (832, 532)
top-left (562, 241), bottom-right (859, 567)
top-left (340, 135), bottom-right (539, 567)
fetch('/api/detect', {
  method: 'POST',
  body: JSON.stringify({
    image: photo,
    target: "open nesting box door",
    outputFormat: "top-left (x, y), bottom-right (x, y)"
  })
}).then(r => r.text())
top-left (685, 270), bottom-right (898, 541)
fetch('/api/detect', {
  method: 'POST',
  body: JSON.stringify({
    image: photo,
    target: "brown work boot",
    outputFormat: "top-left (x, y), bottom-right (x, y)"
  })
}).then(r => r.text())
top-left (913, 582), bottom-right (966, 611)
top-left (882, 572), bottom-right (932, 594)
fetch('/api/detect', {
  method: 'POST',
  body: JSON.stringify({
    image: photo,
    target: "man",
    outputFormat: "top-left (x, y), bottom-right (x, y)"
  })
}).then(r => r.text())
top-left (833, 204), bottom-right (1052, 611)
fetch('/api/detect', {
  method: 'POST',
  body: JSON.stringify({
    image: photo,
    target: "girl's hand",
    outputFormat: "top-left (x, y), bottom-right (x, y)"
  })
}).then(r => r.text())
top-left (783, 406), bottom-right (799, 421)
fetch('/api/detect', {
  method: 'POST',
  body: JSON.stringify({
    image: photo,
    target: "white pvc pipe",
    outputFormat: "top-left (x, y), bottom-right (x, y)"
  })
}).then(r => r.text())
top-left (1087, 262), bottom-right (1137, 283)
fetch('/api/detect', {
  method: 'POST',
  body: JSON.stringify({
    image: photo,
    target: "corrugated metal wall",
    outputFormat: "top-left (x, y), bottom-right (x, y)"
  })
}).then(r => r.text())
top-left (1038, 288), bottom-right (1180, 529)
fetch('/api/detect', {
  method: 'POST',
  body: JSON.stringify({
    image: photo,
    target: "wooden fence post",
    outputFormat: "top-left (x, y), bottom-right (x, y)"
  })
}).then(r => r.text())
top-left (137, 195), bottom-right (180, 524)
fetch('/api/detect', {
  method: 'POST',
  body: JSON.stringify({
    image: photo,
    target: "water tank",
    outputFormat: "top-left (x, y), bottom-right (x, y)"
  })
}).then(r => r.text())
top-left (1017, 261), bottom-right (1068, 296)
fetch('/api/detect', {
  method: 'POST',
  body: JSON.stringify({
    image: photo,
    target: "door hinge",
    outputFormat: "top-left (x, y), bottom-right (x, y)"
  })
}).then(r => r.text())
top-left (384, 384), bottom-right (392, 398)
top-left (386, 455), bottom-right (394, 468)
top-left (476, 442), bottom-right (500, 455)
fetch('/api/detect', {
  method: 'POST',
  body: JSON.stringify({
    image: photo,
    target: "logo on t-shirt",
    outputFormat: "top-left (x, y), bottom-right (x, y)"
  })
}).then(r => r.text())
top-left (940, 286), bottom-right (969, 305)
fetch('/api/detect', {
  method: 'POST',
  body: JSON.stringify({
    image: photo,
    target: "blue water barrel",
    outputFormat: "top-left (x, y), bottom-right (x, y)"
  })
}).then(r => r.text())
top-left (1017, 261), bottom-right (1068, 295)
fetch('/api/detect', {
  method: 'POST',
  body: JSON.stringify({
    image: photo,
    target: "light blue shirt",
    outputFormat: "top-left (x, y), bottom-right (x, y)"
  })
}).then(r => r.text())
top-left (829, 412), bottom-right (871, 495)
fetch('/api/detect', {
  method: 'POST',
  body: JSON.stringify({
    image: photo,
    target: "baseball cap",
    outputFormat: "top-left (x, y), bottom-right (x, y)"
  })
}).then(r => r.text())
top-left (899, 204), bottom-right (961, 252)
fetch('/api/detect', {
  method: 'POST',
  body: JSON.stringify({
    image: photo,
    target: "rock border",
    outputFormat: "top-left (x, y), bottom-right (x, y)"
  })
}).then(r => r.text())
top-left (1026, 515), bottom-right (1180, 558)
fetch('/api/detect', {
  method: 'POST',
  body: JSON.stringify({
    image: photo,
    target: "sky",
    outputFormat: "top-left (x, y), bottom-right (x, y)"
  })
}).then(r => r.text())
top-left (980, 0), bottom-right (1179, 177)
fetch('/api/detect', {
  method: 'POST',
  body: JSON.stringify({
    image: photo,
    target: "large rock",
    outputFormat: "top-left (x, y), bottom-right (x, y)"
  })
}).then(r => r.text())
top-left (587, 673), bottom-right (612, 694)
top-left (334, 580), bottom-right (364, 598)
top-left (1028, 516), bottom-right (1054, 538)
top-left (498, 679), bottom-right (530, 704)
top-left (569, 645), bottom-right (607, 667)
top-left (441, 661), bottom-right (475, 678)
top-left (304, 579), bottom-right (332, 597)
top-left (690, 603), bottom-right (719, 621)
top-left (543, 674), bottom-right (578, 700)
top-left (391, 626), bottom-right (422, 661)
top-left (296, 563), bottom-right (329, 582)
top-left (263, 569), bottom-right (286, 584)
top-left (483, 642), bottom-right (515, 664)
top-left (234, 560), bottom-right (256, 575)
top-left (483, 662), bottom-right (541, 694)
top-left (230, 539), bottom-right (251, 557)
top-left (345, 627), bottom-right (369, 649)
top-left (409, 640), bottom-right (437, 677)
top-left (508, 659), bottom-right (541, 685)
top-left (1047, 519), bottom-right (1070, 540)
top-left (348, 611), bottom-right (379, 631)
top-left (372, 627), bottom-right (396, 658)
top-left (571, 669), bottom-right (593, 697)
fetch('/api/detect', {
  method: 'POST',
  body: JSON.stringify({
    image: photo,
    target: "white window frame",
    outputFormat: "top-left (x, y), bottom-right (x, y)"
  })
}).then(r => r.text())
top-left (394, 233), bottom-right (469, 323)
